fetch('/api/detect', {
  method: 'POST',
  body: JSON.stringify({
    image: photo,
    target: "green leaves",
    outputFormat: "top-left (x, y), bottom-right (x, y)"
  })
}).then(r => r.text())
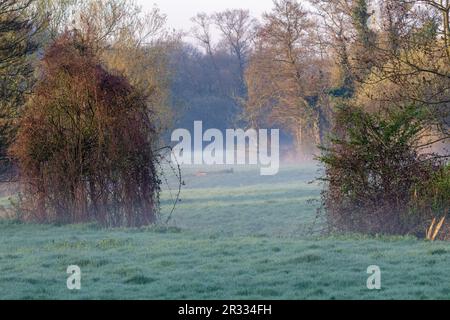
top-left (318, 104), bottom-right (446, 235)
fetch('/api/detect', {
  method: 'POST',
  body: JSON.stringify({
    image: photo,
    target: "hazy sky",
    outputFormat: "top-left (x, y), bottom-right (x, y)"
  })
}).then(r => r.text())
top-left (136, 0), bottom-right (275, 39)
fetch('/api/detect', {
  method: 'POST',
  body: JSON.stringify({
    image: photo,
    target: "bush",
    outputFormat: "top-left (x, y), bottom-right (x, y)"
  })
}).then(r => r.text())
top-left (319, 104), bottom-right (448, 236)
top-left (11, 32), bottom-right (161, 227)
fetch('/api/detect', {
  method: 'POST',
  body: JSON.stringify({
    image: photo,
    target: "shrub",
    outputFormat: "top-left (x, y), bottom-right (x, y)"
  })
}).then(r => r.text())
top-left (11, 32), bottom-right (161, 227)
top-left (319, 104), bottom-right (448, 236)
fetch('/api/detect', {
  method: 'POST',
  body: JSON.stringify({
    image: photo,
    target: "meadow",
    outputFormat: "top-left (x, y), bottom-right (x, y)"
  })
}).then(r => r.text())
top-left (1, 165), bottom-right (450, 300)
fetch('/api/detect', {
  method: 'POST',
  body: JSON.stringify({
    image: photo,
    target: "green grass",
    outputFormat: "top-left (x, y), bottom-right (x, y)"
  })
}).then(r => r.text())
top-left (1, 165), bottom-right (450, 300)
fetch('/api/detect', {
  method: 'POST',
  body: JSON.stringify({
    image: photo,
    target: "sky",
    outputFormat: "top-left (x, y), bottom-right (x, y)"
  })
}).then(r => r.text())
top-left (136, 0), bottom-right (276, 40)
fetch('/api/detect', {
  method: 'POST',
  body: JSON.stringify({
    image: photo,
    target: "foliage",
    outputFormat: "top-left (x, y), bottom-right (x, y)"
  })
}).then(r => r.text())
top-left (319, 104), bottom-right (447, 235)
top-left (0, 0), bottom-right (40, 159)
top-left (313, 0), bottom-right (449, 238)
top-left (11, 33), bottom-right (161, 227)
top-left (74, 0), bottom-right (178, 133)
top-left (35, 0), bottom-right (178, 134)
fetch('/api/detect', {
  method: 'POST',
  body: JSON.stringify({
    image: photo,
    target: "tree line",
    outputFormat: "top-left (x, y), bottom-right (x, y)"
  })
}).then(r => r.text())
top-left (0, 0), bottom-right (448, 231)
top-left (186, 0), bottom-right (449, 236)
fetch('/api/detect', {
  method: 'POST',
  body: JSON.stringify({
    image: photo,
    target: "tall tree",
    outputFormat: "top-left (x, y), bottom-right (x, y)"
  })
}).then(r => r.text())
top-left (245, 0), bottom-right (330, 157)
top-left (213, 9), bottom-right (257, 96)
top-left (310, 0), bottom-right (356, 95)
top-left (191, 10), bottom-right (256, 127)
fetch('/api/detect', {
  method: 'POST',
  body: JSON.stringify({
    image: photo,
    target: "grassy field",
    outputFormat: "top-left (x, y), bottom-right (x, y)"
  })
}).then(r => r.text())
top-left (1, 165), bottom-right (450, 300)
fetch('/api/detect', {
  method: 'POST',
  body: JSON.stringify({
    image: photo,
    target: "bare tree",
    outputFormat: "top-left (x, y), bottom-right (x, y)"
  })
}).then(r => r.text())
top-left (191, 13), bottom-right (215, 57)
top-left (245, 0), bottom-right (329, 157)
top-left (212, 9), bottom-right (257, 94)
top-left (66, 1), bottom-right (179, 132)
top-left (309, 0), bottom-right (356, 92)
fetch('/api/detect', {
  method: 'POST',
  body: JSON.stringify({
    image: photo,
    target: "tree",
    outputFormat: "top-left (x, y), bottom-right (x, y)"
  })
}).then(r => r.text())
top-left (354, 0), bottom-right (449, 142)
top-left (310, 0), bottom-right (377, 91)
top-left (170, 43), bottom-right (244, 132)
top-left (12, 33), bottom-right (161, 227)
top-left (212, 9), bottom-right (257, 96)
top-left (191, 9), bottom-right (257, 125)
top-left (245, 0), bottom-right (330, 157)
top-left (40, 0), bottom-right (179, 133)
top-left (416, 0), bottom-right (449, 63)
top-left (95, 2), bottom-right (179, 132)
top-left (312, 0), bottom-right (449, 141)
top-left (378, 0), bottom-right (413, 53)
top-left (0, 0), bottom-right (40, 159)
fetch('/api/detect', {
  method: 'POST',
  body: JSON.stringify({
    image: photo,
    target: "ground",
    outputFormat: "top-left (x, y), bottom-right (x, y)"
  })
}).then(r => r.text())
top-left (0, 165), bottom-right (450, 300)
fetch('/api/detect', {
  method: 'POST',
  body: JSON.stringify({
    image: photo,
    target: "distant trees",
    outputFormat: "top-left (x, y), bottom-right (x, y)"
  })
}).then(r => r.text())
top-left (12, 33), bottom-right (161, 226)
top-left (170, 44), bottom-right (243, 132)
top-left (244, 0), bottom-right (332, 157)
top-left (33, 0), bottom-right (178, 133)
top-left (35, 0), bottom-right (79, 40)
top-left (187, 0), bottom-right (448, 159)
top-left (179, 9), bottom-right (257, 132)
top-left (312, 0), bottom-right (449, 122)
top-left (212, 9), bottom-right (257, 95)
top-left (192, 9), bottom-right (257, 96)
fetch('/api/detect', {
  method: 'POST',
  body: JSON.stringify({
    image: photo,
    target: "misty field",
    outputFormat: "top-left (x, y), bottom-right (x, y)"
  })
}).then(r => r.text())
top-left (1, 165), bottom-right (450, 300)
